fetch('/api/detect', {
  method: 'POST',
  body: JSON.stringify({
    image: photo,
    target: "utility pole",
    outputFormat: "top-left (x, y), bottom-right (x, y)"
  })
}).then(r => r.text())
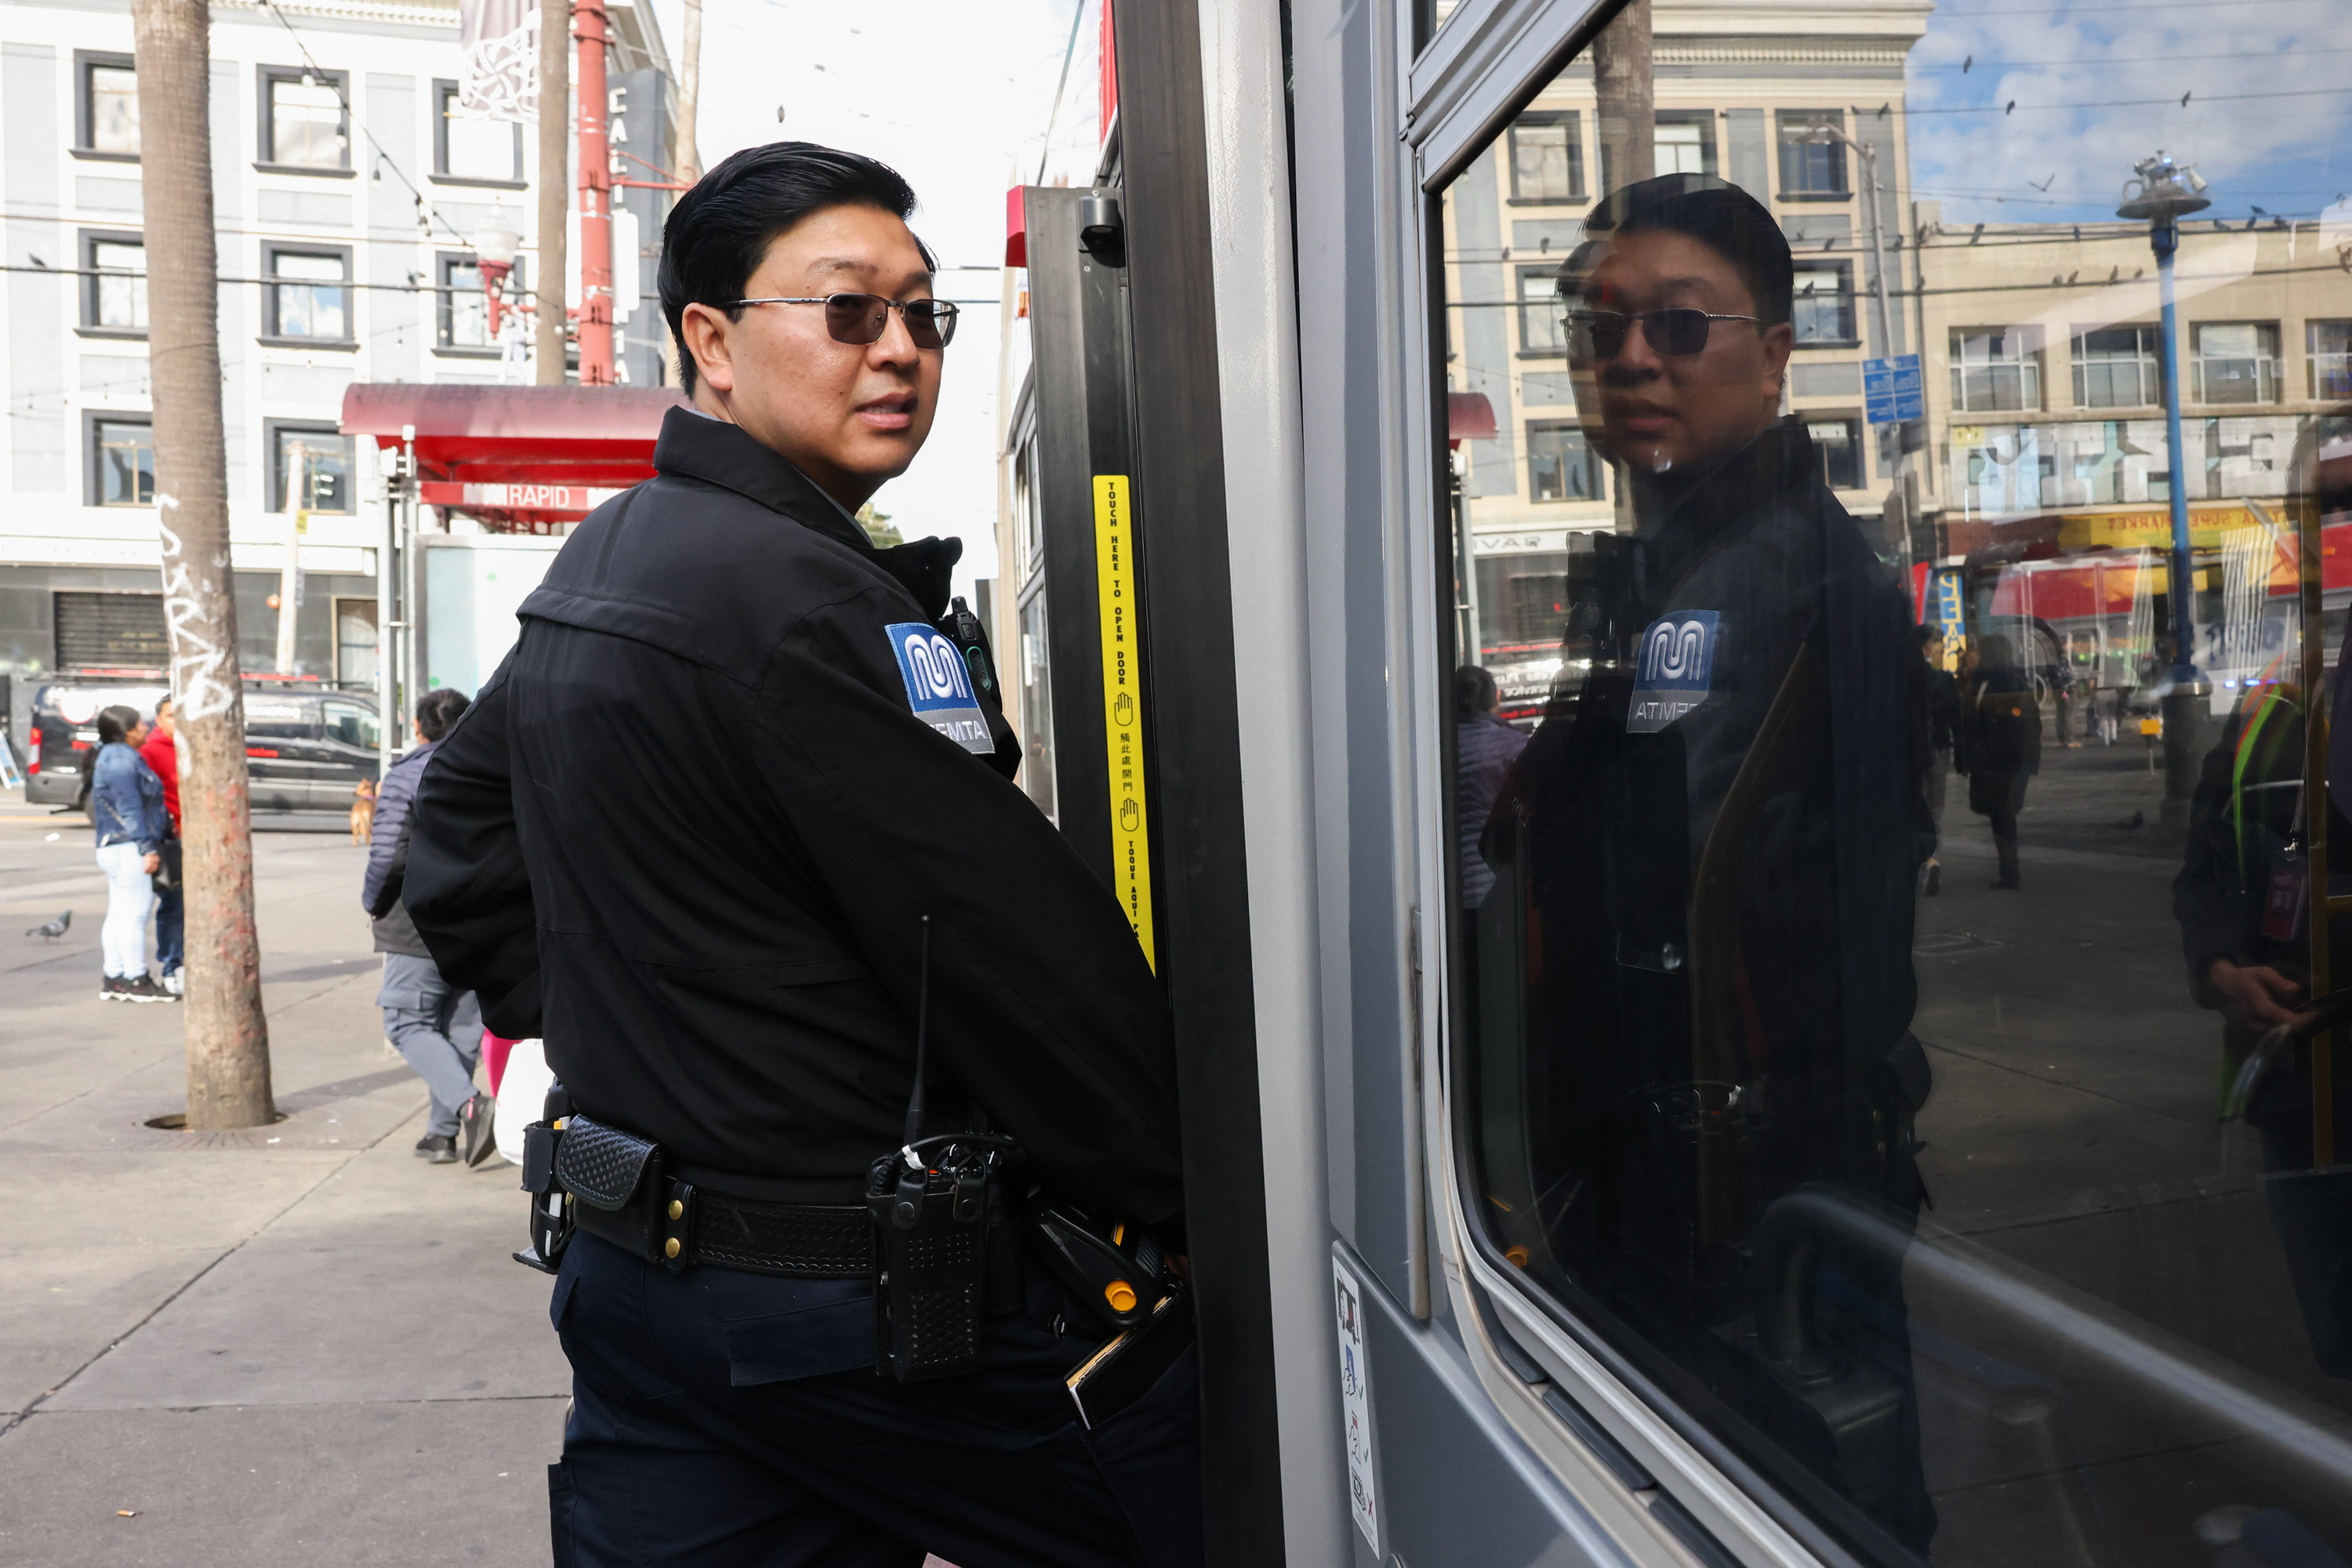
top-left (573, 0), bottom-right (616, 384)
top-left (130, 0), bottom-right (275, 1129)
top-left (675, 0), bottom-right (702, 183)
top-left (535, 0), bottom-right (569, 383)
top-left (1592, 0), bottom-right (1653, 194)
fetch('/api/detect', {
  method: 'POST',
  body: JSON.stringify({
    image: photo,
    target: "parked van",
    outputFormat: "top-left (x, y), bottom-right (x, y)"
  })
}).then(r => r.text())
top-left (24, 679), bottom-right (380, 815)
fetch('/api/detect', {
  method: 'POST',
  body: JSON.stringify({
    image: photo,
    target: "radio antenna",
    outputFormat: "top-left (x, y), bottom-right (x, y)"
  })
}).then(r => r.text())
top-left (903, 915), bottom-right (931, 1152)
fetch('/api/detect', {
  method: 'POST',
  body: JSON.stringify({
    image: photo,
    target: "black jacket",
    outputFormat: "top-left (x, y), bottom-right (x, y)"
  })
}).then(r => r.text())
top-left (361, 739), bottom-right (438, 956)
top-left (403, 408), bottom-right (1183, 1221)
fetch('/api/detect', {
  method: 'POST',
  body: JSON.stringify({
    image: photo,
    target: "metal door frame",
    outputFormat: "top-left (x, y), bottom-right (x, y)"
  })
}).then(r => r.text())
top-left (1382, 0), bottom-right (1868, 1563)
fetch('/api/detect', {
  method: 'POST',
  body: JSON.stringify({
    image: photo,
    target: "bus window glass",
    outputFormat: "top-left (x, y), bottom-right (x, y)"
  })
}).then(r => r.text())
top-left (1438, 2), bottom-right (2352, 1562)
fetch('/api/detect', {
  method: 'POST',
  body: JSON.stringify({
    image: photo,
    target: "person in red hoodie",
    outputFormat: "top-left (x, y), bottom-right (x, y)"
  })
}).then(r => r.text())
top-left (137, 698), bottom-right (184, 996)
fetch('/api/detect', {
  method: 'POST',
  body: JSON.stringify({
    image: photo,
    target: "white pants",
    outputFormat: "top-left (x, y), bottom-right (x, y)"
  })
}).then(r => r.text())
top-left (96, 840), bottom-right (154, 979)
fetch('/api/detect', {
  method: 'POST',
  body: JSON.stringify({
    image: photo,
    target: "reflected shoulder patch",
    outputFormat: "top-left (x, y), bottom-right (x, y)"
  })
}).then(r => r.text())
top-left (885, 622), bottom-right (993, 754)
top-left (1626, 609), bottom-right (1721, 733)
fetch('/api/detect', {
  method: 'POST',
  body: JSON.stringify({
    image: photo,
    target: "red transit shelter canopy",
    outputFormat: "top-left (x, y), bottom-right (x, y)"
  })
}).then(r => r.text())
top-left (340, 383), bottom-right (688, 530)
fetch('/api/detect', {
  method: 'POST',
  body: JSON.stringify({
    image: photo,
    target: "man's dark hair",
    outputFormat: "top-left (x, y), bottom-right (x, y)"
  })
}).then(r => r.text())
top-left (1453, 663), bottom-right (1499, 717)
top-left (1575, 173), bottom-right (1795, 328)
top-left (416, 688), bottom-right (471, 742)
top-left (659, 141), bottom-right (931, 397)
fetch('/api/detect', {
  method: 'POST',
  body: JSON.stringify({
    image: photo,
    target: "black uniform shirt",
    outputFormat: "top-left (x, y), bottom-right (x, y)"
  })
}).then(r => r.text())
top-left (404, 407), bottom-right (1183, 1221)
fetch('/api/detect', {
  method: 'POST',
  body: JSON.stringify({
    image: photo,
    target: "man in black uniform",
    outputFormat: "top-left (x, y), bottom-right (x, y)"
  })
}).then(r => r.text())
top-left (1473, 176), bottom-right (1936, 1551)
top-left (403, 143), bottom-right (1196, 1567)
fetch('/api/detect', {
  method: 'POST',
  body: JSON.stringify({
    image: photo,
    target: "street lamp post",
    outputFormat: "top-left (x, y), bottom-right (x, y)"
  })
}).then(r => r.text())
top-left (2118, 151), bottom-right (2212, 819)
top-left (1805, 122), bottom-right (1893, 359)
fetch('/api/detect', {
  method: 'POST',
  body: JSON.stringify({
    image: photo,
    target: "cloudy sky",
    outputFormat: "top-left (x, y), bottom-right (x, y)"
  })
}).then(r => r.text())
top-left (1904, 0), bottom-right (2351, 225)
top-left (647, 0), bottom-right (1092, 598)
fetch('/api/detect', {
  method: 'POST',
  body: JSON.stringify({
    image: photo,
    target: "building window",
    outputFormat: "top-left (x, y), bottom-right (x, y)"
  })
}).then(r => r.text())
top-left (267, 249), bottom-right (350, 342)
top-left (1777, 111), bottom-right (1847, 197)
top-left (268, 424), bottom-right (354, 513)
top-left (434, 252), bottom-right (525, 349)
top-left (1508, 112), bottom-right (1582, 203)
top-left (1654, 113), bottom-right (1715, 177)
top-left (93, 418), bottom-right (154, 506)
top-left (1527, 422), bottom-right (1602, 502)
top-left (1950, 328), bottom-right (2042, 412)
top-left (81, 233), bottom-right (147, 332)
top-left (261, 68), bottom-right (350, 169)
top-left (332, 598), bottom-right (379, 688)
top-left (76, 53), bottom-right (140, 156)
top-left (2073, 325), bottom-right (2162, 408)
top-left (1516, 267), bottom-right (1566, 355)
top-left (2192, 321), bottom-right (2280, 405)
top-left (1791, 262), bottom-right (1856, 344)
top-left (434, 80), bottom-right (523, 182)
top-left (2311, 320), bottom-right (2352, 401)
top-left (1809, 418), bottom-right (1864, 490)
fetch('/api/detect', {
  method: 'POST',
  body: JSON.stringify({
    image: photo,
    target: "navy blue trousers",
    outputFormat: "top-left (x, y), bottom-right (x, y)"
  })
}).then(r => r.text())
top-left (548, 1232), bottom-right (1203, 1568)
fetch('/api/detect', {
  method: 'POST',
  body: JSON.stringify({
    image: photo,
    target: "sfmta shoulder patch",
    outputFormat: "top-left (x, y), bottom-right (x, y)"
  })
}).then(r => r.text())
top-left (1626, 609), bottom-right (1720, 733)
top-left (885, 622), bottom-right (993, 754)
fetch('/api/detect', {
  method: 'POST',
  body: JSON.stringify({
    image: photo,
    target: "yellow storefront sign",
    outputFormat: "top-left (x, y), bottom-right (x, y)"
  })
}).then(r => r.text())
top-left (1093, 475), bottom-right (1156, 971)
top-left (2056, 505), bottom-right (2282, 552)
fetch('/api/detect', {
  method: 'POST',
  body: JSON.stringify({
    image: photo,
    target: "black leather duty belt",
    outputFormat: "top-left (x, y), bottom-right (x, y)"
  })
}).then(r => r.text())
top-left (552, 1112), bottom-right (873, 1278)
top-left (688, 1192), bottom-right (873, 1278)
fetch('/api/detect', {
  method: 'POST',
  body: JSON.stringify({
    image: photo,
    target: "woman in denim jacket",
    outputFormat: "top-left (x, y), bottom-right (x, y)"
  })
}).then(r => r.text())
top-left (89, 704), bottom-right (173, 1004)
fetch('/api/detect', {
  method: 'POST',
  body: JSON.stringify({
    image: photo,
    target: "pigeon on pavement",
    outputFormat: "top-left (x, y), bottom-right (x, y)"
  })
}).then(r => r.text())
top-left (25, 910), bottom-right (71, 942)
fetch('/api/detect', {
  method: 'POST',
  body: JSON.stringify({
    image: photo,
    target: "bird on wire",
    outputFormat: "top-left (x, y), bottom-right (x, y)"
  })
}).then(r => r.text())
top-left (25, 910), bottom-right (71, 942)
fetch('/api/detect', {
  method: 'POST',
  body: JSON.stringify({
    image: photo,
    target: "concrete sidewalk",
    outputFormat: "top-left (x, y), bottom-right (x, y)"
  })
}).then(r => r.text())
top-left (0, 801), bottom-right (568, 1566)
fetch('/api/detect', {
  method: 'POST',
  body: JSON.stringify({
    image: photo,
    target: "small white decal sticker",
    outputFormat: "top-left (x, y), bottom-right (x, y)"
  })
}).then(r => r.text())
top-left (1334, 1256), bottom-right (1381, 1554)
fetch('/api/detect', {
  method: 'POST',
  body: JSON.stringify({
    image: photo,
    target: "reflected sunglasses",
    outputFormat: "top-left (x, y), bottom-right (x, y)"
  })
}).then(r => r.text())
top-left (1565, 307), bottom-right (1763, 362)
top-left (719, 292), bottom-right (960, 350)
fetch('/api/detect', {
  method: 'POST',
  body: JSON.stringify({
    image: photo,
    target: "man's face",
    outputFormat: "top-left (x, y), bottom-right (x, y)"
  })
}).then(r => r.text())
top-left (154, 706), bottom-right (175, 738)
top-left (681, 203), bottom-right (942, 510)
top-left (1571, 229), bottom-right (1792, 474)
top-left (126, 720), bottom-right (149, 747)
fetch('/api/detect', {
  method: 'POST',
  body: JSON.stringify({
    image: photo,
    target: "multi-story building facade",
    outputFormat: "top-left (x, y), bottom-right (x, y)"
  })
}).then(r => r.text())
top-left (1440, 0), bottom-right (1928, 701)
top-left (0, 0), bottom-right (671, 746)
top-left (1901, 208), bottom-right (2352, 699)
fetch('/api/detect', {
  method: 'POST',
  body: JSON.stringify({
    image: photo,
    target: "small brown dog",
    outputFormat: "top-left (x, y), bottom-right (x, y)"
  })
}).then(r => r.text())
top-left (350, 776), bottom-right (378, 845)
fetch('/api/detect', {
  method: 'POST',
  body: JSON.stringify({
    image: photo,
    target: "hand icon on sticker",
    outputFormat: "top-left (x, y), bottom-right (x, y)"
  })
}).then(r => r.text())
top-left (1120, 798), bottom-right (1140, 832)
top-left (1113, 691), bottom-right (1135, 727)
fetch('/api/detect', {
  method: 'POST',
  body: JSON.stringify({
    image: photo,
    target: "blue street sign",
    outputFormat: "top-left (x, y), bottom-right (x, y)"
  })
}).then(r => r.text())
top-left (1863, 353), bottom-right (1924, 425)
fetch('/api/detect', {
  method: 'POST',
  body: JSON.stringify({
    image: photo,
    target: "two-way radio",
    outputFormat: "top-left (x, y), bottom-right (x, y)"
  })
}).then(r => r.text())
top-left (867, 916), bottom-right (1023, 1381)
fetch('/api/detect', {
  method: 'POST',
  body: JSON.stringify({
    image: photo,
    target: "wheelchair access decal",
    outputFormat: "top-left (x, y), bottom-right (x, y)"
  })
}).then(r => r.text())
top-left (1627, 609), bottom-right (1722, 733)
top-left (887, 622), bottom-right (994, 755)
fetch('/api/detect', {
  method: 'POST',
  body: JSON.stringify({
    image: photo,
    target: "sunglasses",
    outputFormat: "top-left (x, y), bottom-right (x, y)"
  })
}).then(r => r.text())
top-left (720, 292), bottom-right (960, 350)
top-left (1564, 307), bottom-right (1762, 362)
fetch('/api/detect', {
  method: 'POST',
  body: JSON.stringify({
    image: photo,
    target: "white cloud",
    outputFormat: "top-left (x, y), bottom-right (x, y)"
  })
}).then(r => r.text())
top-left (1904, 0), bottom-right (2352, 224)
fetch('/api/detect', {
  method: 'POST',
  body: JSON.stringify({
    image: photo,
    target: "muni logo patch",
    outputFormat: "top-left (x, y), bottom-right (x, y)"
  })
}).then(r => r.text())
top-left (887, 622), bottom-right (993, 755)
top-left (1626, 609), bottom-right (1720, 733)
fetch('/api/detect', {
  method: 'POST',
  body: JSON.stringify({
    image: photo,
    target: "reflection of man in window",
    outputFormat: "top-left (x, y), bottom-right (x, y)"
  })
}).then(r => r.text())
top-left (1476, 174), bottom-right (1934, 1549)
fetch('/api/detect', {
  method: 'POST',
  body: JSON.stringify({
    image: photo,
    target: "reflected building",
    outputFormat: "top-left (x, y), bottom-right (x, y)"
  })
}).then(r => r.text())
top-left (1445, 0), bottom-right (1929, 719)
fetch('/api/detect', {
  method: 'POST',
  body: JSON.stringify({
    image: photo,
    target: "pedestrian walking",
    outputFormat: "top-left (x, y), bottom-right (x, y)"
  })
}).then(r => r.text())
top-left (405, 143), bottom-right (1194, 1566)
top-left (1912, 626), bottom-right (1958, 895)
top-left (1962, 632), bottom-right (2042, 889)
top-left (1454, 664), bottom-right (1527, 912)
top-left (364, 688), bottom-right (493, 1167)
top-left (137, 697), bottom-right (185, 996)
top-left (89, 705), bottom-right (172, 1003)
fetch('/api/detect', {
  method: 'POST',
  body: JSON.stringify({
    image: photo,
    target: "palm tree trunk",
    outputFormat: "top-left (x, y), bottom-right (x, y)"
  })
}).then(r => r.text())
top-left (535, 0), bottom-right (570, 383)
top-left (131, 0), bottom-right (275, 1129)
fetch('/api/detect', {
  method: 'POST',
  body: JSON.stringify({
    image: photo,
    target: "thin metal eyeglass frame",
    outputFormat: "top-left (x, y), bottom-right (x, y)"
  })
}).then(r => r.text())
top-left (1563, 307), bottom-right (1766, 361)
top-left (717, 292), bottom-right (960, 348)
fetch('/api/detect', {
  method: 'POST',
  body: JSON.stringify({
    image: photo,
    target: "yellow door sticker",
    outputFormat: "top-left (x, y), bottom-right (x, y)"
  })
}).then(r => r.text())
top-left (1093, 475), bottom-right (1156, 971)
